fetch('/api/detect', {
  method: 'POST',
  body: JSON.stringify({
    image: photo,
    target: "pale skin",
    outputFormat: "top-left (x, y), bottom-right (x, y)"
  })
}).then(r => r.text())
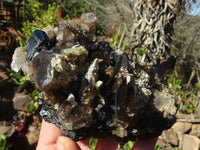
top-left (36, 119), bottom-right (157, 150)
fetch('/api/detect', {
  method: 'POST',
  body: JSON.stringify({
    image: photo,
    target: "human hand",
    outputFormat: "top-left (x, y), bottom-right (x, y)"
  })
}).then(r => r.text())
top-left (36, 119), bottom-right (157, 150)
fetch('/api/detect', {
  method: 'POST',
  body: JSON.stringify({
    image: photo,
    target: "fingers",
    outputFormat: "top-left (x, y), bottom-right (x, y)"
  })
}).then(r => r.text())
top-left (57, 136), bottom-right (81, 150)
top-left (36, 119), bottom-right (63, 150)
top-left (77, 139), bottom-right (91, 150)
top-left (37, 119), bottom-right (157, 150)
top-left (131, 138), bottom-right (158, 150)
top-left (37, 120), bottom-right (81, 150)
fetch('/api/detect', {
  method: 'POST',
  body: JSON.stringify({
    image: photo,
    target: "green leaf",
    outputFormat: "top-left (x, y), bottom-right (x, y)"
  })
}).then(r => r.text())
top-left (195, 83), bottom-right (200, 90)
top-left (127, 141), bottom-right (135, 148)
top-left (9, 70), bottom-right (27, 85)
top-left (118, 23), bottom-right (126, 49)
top-left (27, 102), bottom-right (38, 114)
top-left (122, 36), bottom-right (130, 50)
top-left (123, 141), bottom-right (135, 150)
top-left (154, 144), bottom-right (161, 150)
top-left (20, 0), bottom-right (60, 46)
top-left (89, 138), bottom-right (98, 150)
top-left (0, 135), bottom-right (6, 148)
top-left (117, 18), bottom-right (122, 36)
top-left (0, 134), bottom-right (11, 150)
top-left (29, 90), bottom-right (39, 102)
top-left (138, 48), bottom-right (147, 56)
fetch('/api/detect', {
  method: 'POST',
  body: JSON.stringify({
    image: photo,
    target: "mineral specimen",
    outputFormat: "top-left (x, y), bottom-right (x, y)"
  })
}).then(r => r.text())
top-left (25, 30), bottom-right (49, 60)
top-left (11, 13), bottom-right (177, 142)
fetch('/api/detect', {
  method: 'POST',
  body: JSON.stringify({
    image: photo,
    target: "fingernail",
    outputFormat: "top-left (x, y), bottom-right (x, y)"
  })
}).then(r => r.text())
top-left (57, 136), bottom-right (66, 150)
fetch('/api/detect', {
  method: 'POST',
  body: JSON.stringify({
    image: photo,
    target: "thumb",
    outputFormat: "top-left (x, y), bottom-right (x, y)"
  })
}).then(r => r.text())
top-left (57, 136), bottom-right (81, 150)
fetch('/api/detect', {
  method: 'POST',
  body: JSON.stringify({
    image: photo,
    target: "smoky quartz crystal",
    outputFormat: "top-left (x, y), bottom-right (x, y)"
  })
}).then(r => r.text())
top-left (11, 13), bottom-right (177, 142)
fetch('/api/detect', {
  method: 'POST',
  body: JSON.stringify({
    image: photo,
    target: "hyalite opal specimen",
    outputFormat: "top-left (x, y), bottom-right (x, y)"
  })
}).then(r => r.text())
top-left (11, 13), bottom-right (177, 142)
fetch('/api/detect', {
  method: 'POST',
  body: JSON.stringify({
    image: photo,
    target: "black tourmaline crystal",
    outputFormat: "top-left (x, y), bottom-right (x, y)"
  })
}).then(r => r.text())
top-left (11, 13), bottom-right (177, 142)
top-left (25, 30), bottom-right (49, 60)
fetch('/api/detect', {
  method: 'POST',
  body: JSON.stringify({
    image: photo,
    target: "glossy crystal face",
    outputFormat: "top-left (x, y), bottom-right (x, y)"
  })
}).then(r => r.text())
top-left (11, 13), bottom-right (177, 142)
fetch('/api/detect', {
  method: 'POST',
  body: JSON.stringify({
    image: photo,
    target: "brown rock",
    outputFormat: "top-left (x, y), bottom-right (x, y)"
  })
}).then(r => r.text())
top-left (157, 138), bottom-right (174, 150)
top-left (172, 122), bottom-right (192, 133)
top-left (0, 72), bottom-right (8, 80)
top-left (12, 93), bottom-right (32, 111)
top-left (194, 104), bottom-right (200, 119)
top-left (190, 124), bottom-right (200, 138)
top-left (0, 71), bottom-right (8, 87)
top-left (182, 134), bottom-right (200, 150)
top-left (0, 125), bottom-right (15, 138)
top-left (25, 125), bottom-right (40, 145)
top-left (0, 56), bottom-right (10, 70)
top-left (13, 111), bottom-right (27, 125)
top-left (160, 128), bottom-right (179, 146)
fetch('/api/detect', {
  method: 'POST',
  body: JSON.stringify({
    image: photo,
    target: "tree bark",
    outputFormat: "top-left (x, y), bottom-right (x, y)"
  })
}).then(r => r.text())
top-left (128, 0), bottom-right (183, 67)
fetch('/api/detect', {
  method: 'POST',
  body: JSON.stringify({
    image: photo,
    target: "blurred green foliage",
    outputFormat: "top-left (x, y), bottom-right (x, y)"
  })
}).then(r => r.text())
top-left (60, 0), bottom-right (108, 35)
top-left (138, 48), bottom-right (147, 56)
top-left (60, 0), bottom-right (106, 19)
top-left (168, 73), bottom-right (199, 114)
top-left (89, 138), bottom-right (98, 150)
top-left (0, 135), bottom-right (12, 150)
top-left (123, 141), bottom-right (135, 150)
top-left (9, 70), bottom-right (27, 85)
top-left (19, 0), bottom-right (60, 46)
top-left (60, 0), bottom-right (87, 19)
top-left (27, 90), bottom-right (39, 114)
top-left (9, 70), bottom-right (39, 114)
top-left (195, 82), bottom-right (200, 90)
top-left (154, 144), bottom-right (161, 150)
top-left (110, 18), bottom-right (129, 50)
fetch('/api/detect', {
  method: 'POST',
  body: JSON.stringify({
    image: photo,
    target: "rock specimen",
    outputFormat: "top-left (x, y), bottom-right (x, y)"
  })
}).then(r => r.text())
top-left (11, 13), bottom-right (177, 142)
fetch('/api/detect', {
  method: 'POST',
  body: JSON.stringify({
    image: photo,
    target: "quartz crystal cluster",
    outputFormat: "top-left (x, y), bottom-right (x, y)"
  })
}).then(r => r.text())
top-left (11, 13), bottom-right (177, 142)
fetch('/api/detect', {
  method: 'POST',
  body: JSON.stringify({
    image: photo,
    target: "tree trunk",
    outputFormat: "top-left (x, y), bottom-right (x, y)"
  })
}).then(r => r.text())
top-left (128, 0), bottom-right (183, 67)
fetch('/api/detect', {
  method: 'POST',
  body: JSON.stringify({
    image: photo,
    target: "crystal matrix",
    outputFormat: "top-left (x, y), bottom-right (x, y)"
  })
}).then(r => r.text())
top-left (11, 13), bottom-right (177, 142)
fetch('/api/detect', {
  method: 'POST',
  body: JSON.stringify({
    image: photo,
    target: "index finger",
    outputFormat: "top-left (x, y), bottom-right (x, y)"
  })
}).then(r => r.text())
top-left (36, 119), bottom-right (63, 150)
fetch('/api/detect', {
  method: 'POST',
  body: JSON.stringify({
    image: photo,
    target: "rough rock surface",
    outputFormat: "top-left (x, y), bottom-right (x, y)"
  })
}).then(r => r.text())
top-left (191, 124), bottom-right (200, 138)
top-left (157, 140), bottom-right (173, 150)
top-left (178, 133), bottom-right (200, 150)
top-left (172, 122), bottom-right (192, 134)
top-left (159, 128), bottom-right (179, 146)
top-left (11, 13), bottom-right (177, 142)
top-left (25, 125), bottom-right (40, 145)
top-left (12, 93), bottom-right (32, 111)
top-left (0, 125), bottom-right (15, 138)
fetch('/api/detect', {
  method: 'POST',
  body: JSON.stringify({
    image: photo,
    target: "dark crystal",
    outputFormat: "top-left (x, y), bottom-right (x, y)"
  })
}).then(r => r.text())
top-left (25, 30), bottom-right (49, 60)
top-left (11, 13), bottom-right (178, 142)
